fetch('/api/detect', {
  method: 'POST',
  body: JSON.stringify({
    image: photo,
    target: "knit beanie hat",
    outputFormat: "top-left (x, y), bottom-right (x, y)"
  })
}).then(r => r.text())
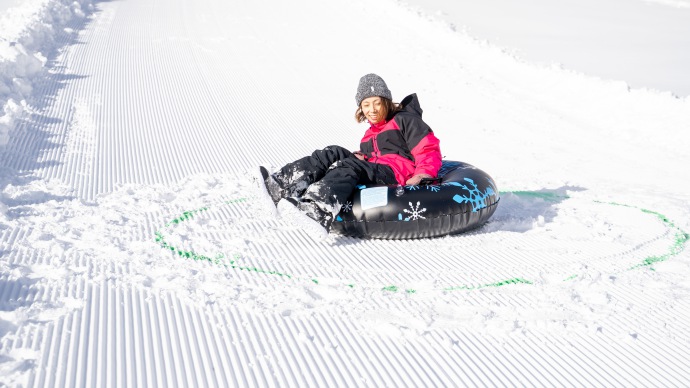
top-left (355, 73), bottom-right (392, 106)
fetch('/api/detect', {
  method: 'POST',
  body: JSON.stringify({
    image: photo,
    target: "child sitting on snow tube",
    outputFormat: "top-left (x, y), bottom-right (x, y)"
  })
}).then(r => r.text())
top-left (259, 73), bottom-right (442, 238)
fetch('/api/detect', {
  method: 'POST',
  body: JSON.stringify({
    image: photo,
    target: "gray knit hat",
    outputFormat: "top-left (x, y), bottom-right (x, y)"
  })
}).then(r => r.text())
top-left (355, 73), bottom-right (392, 106)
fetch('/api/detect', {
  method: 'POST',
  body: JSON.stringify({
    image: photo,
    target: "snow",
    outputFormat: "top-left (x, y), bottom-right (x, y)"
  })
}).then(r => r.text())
top-left (0, 0), bottom-right (23, 17)
top-left (0, 0), bottom-right (92, 146)
top-left (1, 0), bottom-right (689, 385)
top-left (403, 0), bottom-right (690, 97)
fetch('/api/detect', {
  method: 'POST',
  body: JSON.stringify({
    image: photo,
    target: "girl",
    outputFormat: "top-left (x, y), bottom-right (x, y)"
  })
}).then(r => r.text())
top-left (260, 73), bottom-right (442, 237)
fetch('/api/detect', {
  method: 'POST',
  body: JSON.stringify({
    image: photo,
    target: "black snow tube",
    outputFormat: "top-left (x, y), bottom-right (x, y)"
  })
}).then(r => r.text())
top-left (331, 161), bottom-right (500, 239)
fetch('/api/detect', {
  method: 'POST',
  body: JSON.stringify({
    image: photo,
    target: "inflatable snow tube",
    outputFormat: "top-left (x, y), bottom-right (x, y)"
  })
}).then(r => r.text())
top-left (332, 161), bottom-right (500, 239)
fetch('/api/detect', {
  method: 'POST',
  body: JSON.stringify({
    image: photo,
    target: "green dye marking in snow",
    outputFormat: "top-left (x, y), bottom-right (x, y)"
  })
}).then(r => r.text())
top-left (156, 197), bottom-right (541, 292)
top-left (164, 198), bottom-right (248, 227)
top-left (594, 201), bottom-right (689, 272)
top-left (156, 230), bottom-right (222, 264)
top-left (225, 198), bottom-right (249, 205)
top-left (628, 227), bottom-right (689, 271)
top-left (443, 277), bottom-right (533, 291)
top-left (166, 207), bottom-right (209, 227)
top-left (155, 193), bottom-right (689, 293)
top-left (156, 198), bottom-right (292, 279)
top-left (504, 190), bottom-right (570, 202)
top-left (381, 286), bottom-right (416, 293)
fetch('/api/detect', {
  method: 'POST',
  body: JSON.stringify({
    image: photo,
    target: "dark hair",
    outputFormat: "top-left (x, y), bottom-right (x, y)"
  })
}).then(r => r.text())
top-left (354, 97), bottom-right (401, 123)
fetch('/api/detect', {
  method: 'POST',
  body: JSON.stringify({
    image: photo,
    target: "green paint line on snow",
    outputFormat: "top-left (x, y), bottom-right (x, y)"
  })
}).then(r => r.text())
top-left (164, 198), bottom-right (248, 227)
top-left (628, 227), bottom-right (688, 270)
top-left (158, 228), bottom-right (293, 278)
top-left (165, 207), bottom-right (209, 227)
top-left (155, 230), bottom-right (226, 264)
top-left (443, 277), bottom-right (533, 291)
top-left (156, 197), bottom-right (293, 279)
top-left (225, 197), bottom-right (249, 205)
top-left (503, 190), bottom-right (570, 201)
top-left (380, 286), bottom-right (417, 294)
top-left (158, 196), bottom-right (542, 292)
top-left (594, 201), bottom-right (689, 272)
top-left (155, 193), bottom-right (688, 293)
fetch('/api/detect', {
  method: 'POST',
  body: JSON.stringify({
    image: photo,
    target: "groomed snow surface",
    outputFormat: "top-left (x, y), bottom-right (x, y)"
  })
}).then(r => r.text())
top-left (1, 0), bottom-right (690, 386)
top-left (403, 0), bottom-right (690, 97)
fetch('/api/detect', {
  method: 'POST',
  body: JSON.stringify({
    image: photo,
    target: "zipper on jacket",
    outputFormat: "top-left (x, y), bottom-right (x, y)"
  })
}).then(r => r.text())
top-left (372, 137), bottom-right (380, 162)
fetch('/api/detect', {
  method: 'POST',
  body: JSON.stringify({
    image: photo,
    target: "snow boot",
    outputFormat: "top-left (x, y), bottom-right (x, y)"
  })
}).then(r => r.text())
top-left (252, 166), bottom-right (281, 217)
top-left (277, 198), bottom-right (333, 241)
top-left (259, 166), bottom-right (289, 205)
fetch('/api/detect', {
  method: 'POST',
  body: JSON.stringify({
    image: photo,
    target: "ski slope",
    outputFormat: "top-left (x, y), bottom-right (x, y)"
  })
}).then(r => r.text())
top-left (403, 0), bottom-right (690, 97)
top-left (1, 0), bottom-right (690, 386)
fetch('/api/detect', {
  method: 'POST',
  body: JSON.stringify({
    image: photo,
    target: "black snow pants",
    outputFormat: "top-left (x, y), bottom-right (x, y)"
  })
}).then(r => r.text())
top-left (274, 145), bottom-right (398, 210)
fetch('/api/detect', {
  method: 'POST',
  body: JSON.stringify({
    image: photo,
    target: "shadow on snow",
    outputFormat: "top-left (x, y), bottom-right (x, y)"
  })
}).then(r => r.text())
top-left (0, 2), bottom-right (109, 212)
top-left (479, 186), bottom-right (585, 234)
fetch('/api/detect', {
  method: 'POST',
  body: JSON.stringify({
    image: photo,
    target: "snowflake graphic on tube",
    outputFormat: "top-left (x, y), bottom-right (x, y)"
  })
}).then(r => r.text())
top-left (341, 201), bottom-right (353, 212)
top-left (450, 178), bottom-right (496, 212)
top-left (406, 184), bottom-right (439, 192)
top-left (403, 201), bottom-right (427, 221)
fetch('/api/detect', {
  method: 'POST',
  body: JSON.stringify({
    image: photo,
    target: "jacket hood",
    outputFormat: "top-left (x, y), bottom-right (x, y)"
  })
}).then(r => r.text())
top-left (397, 93), bottom-right (423, 118)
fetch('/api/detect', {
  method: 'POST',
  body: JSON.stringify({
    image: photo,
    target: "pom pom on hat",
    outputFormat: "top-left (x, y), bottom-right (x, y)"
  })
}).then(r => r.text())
top-left (355, 73), bottom-right (392, 106)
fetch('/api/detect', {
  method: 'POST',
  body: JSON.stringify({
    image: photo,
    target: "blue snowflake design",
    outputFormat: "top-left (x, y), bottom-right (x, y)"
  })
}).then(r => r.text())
top-left (403, 184), bottom-right (440, 192)
top-left (448, 178), bottom-right (496, 212)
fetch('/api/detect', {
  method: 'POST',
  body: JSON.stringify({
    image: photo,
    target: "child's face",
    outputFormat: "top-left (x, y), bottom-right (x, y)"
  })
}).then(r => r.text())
top-left (361, 96), bottom-right (385, 124)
